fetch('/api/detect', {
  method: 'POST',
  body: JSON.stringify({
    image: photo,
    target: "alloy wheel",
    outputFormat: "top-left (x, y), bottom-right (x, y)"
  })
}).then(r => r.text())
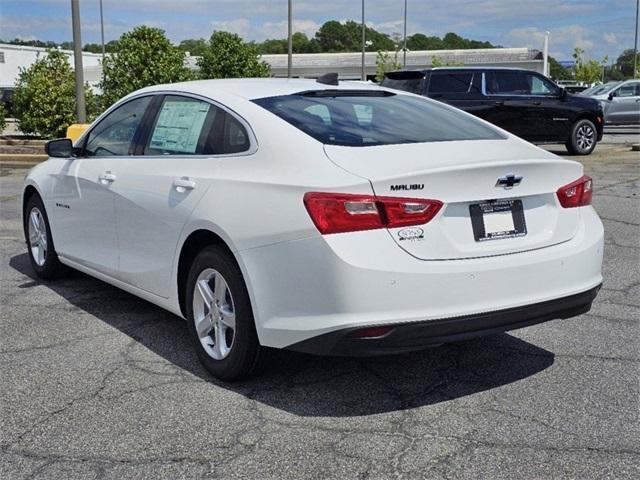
top-left (192, 268), bottom-right (236, 360)
top-left (575, 124), bottom-right (595, 152)
top-left (28, 207), bottom-right (48, 267)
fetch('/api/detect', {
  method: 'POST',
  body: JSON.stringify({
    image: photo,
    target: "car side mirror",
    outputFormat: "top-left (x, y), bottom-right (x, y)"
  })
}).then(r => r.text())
top-left (44, 138), bottom-right (74, 158)
top-left (607, 92), bottom-right (615, 101)
top-left (559, 88), bottom-right (568, 100)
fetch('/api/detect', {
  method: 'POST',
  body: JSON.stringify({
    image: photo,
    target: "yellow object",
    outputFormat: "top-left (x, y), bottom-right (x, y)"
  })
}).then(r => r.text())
top-left (66, 123), bottom-right (90, 143)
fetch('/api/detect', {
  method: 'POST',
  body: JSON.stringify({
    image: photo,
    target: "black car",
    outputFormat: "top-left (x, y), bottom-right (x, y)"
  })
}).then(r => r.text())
top-left (382, 68), bottom-right (604, 155)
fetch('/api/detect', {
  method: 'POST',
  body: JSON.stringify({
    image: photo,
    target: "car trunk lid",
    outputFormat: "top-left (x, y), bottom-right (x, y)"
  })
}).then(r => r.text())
top-left (323, 139), bottom-right (583, 260)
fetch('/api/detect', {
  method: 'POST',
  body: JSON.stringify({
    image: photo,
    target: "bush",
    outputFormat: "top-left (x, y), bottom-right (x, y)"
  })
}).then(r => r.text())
top-left (198, 31), bottom-right (270, 79)
top-left (101, 26), bottom-right (192, 107)
top-left (13, 50), bottom-right (98, 138)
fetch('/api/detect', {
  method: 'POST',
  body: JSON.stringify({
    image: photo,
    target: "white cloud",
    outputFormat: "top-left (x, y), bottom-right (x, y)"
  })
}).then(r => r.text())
top-left (603, 32), bottom-right (617, 45)
top-left (503, 25), bottom-right (597, 59)
top-left (210, 18), bottom-right (319, 41)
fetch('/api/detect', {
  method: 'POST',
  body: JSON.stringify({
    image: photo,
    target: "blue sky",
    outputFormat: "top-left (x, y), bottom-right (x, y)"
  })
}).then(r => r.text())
top-left (0, 0), bottom-right (636, 61)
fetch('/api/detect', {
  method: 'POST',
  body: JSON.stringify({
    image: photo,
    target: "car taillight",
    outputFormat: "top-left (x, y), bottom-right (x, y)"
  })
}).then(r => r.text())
top-left (303, 192), bottom-right (443, 234)
top-left (556, 175), bottom-right (593, 208)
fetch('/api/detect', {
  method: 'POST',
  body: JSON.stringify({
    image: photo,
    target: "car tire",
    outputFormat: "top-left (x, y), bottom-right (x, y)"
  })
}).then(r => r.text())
top-left (24, 193), bottom-right (64, 279)
top-left (185, 246), bottom-right (266, 381)
top-left (566, 119), bottom-right (597, 155)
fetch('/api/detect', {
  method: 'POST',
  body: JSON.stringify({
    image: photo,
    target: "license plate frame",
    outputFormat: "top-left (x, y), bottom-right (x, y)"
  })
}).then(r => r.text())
top-left (469, 199), bottom-right (527, 242)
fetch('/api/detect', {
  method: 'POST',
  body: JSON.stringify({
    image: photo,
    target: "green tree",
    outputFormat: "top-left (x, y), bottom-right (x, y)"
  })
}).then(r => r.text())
top-left (198, 31), bottom-right (270, 79)
top-left (13, 50), bottom-right (99, 138)
top-left (430, 56), bottom-right (464, 67)
top-left (178, 38), bottom-right (208, 56)
top-left (375, 50), bottom-right (401, 83)
top-left (406, 33), bottom-right (443, 50)
top-left (572, 47), bottom-right (604, 83)
top-left (258, 38), bottom-right (287, 54)
top-left (101, 26), bottom-right (192, 107)
top-left (614, 49), bottom-right (640, 78)
top-left (548, 56), bottom-right (571, 80)
top-left (315, 20), bottom-right (394, 53)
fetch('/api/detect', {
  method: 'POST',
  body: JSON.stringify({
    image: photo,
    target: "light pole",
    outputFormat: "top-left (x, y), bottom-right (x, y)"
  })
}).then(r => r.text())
top-left (287, 0), bottom-right (292, 78)
top-left (403, 0), bottom-right (407, 67)
top-left (634, 0), bottom-right (639, 78)
top-left (99, 0), bottom-right (105, 83)
top-left (71, 0), bottom-right (86, 123)
top-left (361, 0), bottom-right (365, 80)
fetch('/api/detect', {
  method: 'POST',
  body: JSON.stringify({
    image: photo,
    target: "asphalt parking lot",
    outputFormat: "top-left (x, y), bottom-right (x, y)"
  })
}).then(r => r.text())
top-left (0, 142), bottom-right (638, 479)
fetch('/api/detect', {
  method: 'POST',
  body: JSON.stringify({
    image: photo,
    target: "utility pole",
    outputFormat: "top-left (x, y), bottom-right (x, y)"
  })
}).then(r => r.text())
top-left (361, 0), bottom-right (366, 80)
top-left (287, 0), bottom-right (292, 78)
top-left (99, 0), bottom-right (106, 84)
top-left (403, 0), bottom-right (407, 67)
top-left (542, 31), bottom-right (550, 77)
top-left (71, 0), bottom-right (86, 123)
top-left (634, 0), bottom-right (639, 78)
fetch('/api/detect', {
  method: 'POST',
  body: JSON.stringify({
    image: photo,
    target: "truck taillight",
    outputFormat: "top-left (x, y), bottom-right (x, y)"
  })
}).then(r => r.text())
top-left (304, 192), bottom-right (443, 234)
top-left (556, 175), bottom-right (593, 208)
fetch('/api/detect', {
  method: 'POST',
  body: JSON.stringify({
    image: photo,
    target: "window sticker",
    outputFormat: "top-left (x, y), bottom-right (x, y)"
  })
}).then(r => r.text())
top-left (150, 101), bottom-right (210, 153)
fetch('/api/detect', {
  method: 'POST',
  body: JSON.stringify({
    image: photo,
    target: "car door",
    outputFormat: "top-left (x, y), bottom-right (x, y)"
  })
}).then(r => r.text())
top-left (521, 71), bottom-right (570, 141)
top-left (110, 93), bottom-right (254, 298)
top-left (425, 70), bottom-right (486, 116)
top-left (482, 70), bottom-right (533, 139)
top-left (48, 95), bottom-right (153, 276)
top-left (606, 82), bottom-right (640, 125)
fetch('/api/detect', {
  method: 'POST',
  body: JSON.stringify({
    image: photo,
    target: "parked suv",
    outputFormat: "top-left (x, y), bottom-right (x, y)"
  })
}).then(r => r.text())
top-left (586, 79), bottom-right (640, 125)
top-left (382, 68), bottom-right (604, 155)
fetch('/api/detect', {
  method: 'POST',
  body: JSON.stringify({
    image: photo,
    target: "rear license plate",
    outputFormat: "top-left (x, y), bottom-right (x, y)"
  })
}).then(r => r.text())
top-left (469, 199), bottom-right (527, 242)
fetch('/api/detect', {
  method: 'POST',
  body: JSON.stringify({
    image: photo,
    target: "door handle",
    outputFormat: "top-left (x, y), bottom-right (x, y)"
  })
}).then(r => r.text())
top-left (98, 171), bottom-right (116, 184)
top-left (532, 101), bottom-right (542, 106)
top-left (173, 177), bottom-right (196, 193)
top-left (494, 101), bottom-right (505, 106)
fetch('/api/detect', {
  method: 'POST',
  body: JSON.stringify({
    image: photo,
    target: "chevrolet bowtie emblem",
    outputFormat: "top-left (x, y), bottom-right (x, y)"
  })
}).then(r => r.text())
top-left (496, 174), bottom-right (523, 189)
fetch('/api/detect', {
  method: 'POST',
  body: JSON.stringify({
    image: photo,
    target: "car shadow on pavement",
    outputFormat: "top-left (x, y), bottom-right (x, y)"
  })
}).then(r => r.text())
top-left (10, 253), bottom-right (555, 417)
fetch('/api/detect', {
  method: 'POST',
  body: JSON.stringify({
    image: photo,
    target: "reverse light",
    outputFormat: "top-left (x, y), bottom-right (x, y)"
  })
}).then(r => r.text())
top-left (556, 175), bottom-right (593, 208)
top-left (303, 192), bottom-right (443, 234)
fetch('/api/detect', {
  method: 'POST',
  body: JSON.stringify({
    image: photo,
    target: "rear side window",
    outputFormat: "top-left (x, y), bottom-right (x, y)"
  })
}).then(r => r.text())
top-left (253, 91), bottom-right (504, 147)
top-left (381, 77), bottom-right (424, 94)
top-left (428, 72), bottom-right (481, 94)
top-left (143, 95), bottom-right (251, 155)
top-left (487, 71), bottom-right (529, 95)
top-left (85, 96), bottom-right (152, 156)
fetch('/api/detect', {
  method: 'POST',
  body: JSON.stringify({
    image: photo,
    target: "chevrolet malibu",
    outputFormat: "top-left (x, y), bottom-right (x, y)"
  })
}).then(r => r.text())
top-left (23, 78), bottom-right (604, 380)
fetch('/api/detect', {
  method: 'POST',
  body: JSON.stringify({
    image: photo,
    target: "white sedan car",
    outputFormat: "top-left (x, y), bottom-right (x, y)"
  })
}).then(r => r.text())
top-left (23, 78), bottom-right (603, 380)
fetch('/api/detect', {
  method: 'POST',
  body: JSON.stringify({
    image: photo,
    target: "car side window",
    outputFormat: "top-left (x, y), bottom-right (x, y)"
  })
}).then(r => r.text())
top-left (527, 74), bottom-right (560, 96)
top-left (145, 95), bottom-right (217, 155)
top-left (616, 84), bottom-right (637, 97)
top-left (486, 71), bottom-right (529, 95)
top-left (84, 96), bottom-right (152, 157)
top-left (429, 72), bottom-right (478, 94)
top-left (143, 95), bottom-right (251, 156)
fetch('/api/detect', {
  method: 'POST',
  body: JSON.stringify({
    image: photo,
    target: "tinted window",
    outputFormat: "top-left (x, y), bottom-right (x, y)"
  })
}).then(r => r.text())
top-left (253, 91), bottom-right (504, 147)
top-left (144, 95), bottom-right (250, 155)
top-left (85, 96), bottom-right (152, 156)
top-left (429, 72), bottom-right (481, 94)
top-left (487, 71), bottom-right (529, 95)
top-left (381, 77), bottom-right (424, 94)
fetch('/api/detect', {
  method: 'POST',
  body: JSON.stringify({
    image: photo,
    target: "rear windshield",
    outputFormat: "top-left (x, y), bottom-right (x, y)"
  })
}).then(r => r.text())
top-left (253, 91), bottom-right (504, 147)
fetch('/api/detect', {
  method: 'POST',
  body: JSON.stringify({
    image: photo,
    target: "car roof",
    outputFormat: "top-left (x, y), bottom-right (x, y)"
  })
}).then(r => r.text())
top-left (134, 78), bottom-right (389, 101)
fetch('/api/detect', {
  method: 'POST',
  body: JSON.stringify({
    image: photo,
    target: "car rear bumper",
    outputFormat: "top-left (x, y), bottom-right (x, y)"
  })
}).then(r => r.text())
top-left (238, 206), bottom-right (603, 351)
top-left (286, 284), bottom-right (601, 356)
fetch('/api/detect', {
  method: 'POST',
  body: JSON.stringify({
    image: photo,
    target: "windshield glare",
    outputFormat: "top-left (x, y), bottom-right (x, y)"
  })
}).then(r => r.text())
top-left (253, 91), bottom-right (505, 147)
